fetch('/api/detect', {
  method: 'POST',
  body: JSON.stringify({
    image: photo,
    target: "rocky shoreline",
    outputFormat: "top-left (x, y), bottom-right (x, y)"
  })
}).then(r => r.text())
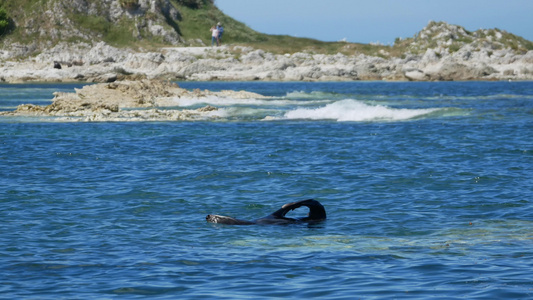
top-left (1, 41), bottom-right (532, 83)
top-left (0, 79), bottom-right (267, 121)
top-left (1, 21), bottom-right (533, 83)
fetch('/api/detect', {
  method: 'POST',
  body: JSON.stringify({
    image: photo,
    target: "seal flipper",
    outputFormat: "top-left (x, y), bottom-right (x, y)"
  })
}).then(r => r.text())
top-left (270, 199), bottom-right (326, 221)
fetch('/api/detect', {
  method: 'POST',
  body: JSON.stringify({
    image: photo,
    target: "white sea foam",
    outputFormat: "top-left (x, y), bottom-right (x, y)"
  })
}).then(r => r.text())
top-left (281, 99), bottom-right (440, 122)
top-left (172, 96), bottom-right (444, 122)
top-left (176, 95), bottom-right (315, 108)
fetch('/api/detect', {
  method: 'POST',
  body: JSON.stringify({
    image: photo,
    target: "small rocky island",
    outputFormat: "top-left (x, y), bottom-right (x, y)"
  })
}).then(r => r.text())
top-left (0, 80), bottom-right (266, 121)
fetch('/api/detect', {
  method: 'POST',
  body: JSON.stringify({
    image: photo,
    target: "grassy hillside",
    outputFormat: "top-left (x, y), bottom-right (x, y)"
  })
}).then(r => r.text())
top-left (0, 0), bottom-right (182, 49)
top-left (0, 0), bottom-right (392, 56)
top-left (176, 2), bottom-right (268, 44)
top-left (176, 2), bottom-right (395, 56)
top-left (0, 0), bottom-right (267, 49)
top-left (0, 1), bottom-right (531, 57)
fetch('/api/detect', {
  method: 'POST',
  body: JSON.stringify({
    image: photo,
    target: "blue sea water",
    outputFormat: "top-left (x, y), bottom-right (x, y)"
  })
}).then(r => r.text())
top-left (1, 81), bottom-right (532, 299)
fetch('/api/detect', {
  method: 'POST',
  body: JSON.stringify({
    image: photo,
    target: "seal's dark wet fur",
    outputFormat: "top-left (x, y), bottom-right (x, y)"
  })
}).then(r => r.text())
top-left (206, 199), bottom-right (326, 225)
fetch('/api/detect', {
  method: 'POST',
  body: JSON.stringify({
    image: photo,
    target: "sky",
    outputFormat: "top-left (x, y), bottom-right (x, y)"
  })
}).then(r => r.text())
top-left (216, 0), bottom-right (533, 44)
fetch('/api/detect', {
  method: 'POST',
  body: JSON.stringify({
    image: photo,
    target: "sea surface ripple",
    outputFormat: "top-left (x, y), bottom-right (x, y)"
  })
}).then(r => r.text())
top-left (1, 81), bottom-right (532, 299)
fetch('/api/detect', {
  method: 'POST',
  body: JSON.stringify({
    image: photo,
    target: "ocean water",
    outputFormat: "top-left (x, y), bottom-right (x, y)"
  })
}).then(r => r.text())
top-left (1, 81), bottom-right (532, 299)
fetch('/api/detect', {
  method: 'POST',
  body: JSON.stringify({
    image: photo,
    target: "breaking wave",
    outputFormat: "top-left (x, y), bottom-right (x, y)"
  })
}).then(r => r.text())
top-left (279, 99), bottom-right (441, 122)
top-left (174, 96), bottom-right (453, 122)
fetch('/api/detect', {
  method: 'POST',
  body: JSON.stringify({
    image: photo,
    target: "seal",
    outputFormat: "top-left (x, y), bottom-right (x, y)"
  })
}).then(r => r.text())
top-left (206, 199), bottom-right (326, 225)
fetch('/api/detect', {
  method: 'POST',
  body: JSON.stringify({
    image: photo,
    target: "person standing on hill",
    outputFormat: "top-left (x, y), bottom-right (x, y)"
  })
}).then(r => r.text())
top-left (216, 22), bottom-right (224, 45)
top-left (210, 25), bottom-right (219, 46)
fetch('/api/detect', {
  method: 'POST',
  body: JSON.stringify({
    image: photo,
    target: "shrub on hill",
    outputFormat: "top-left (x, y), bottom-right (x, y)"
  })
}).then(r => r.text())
top-left (0, 8), bottom-right (11, 36)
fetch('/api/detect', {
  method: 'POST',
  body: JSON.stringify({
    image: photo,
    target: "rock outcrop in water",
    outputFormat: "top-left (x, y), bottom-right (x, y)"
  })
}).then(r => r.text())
top-left (1, 22), bottom-right (532, 82)
top-left (0, 79), bottom-right (266, 121)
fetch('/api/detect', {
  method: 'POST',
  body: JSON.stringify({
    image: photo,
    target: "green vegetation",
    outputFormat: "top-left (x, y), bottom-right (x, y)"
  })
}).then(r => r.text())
top-left (0, 8), bottom-right (10, 36)
top-left (500, 31), bottom-right (533, 51)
